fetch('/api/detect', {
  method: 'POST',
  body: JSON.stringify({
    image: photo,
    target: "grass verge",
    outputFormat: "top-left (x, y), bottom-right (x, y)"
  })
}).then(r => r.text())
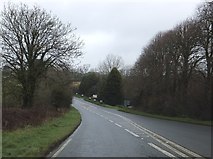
top-left (76, 95), bottom-right (211, 126)
top-left (2, 106), bottom-right (81, 157)
top-left (117, 107), bottom-right (212, 126)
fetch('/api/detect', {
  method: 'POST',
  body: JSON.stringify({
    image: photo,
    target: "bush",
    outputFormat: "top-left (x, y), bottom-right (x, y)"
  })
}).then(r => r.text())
top-left (51, 87), bottom-right (72, 109)
top-left (2, 70), bottom-right (22, 108)
top-left (33, 68), bottom-right (73, 109)
top-left (2, 106), bottom-right (63, 131)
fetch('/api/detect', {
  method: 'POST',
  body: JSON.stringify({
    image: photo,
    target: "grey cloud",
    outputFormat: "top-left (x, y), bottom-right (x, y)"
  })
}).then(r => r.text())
top-left (1, 0), bottom-right (203, 68)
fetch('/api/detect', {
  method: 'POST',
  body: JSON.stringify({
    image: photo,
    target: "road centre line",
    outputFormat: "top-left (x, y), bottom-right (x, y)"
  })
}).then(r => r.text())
top-left (109, 119), bottom-right (114, 123)
top-left (125, 129), bottom-right (140, 137)
top-left (148, 143), bottom-right (175, 158)
top-left (103, 110), bottom-right (201, 157)
top-left (104, 109), bottom-right (198, 156)
top-left (154, 137), bottom-right (188, 157)
top-left (115, 123), bottom-right (122, 127)
top-left (130, 121), bottom-right (203, 158)
top-left (76, 98), bottom-right (202, 158)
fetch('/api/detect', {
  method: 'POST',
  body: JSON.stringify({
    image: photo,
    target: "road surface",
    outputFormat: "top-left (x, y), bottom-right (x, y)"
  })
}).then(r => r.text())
top-left (49, 97), bottom-right (211, 158)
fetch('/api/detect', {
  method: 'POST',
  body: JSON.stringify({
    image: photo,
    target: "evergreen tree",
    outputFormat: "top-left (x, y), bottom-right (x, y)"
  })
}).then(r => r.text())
top-left (104, 68), bottom-right (123, 106)
top-left (78, 72), bottom-right (99, 96)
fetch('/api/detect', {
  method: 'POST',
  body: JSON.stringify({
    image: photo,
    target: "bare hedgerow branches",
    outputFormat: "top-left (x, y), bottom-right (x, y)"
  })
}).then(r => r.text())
top-left (0, 3), bottom-right (83, 107)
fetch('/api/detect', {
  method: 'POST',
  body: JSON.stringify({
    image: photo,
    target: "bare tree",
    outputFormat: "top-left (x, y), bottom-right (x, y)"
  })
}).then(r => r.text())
top-left (173, 20), bottom-right (202, 105)
top-left (129, 20), bottom-right (204, 116)
top-left (76, 64), bottom-right (90, 74)
top-left (123, 2), bottom-right (211, 119)
top-left (196, 2), bottom-right (213, 107)
top-left (0, 3), bottom-right (83, 107)
top-left (98, 54), bottom-right (124, 74)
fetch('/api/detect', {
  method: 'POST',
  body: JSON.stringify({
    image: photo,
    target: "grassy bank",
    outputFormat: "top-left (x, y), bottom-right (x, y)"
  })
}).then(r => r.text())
top-left (117, 107), bottom-right (212, 126)
top-left (2, 106), bottom-right (81, 157)
top-left (76, 95), bottom-right (211, 126)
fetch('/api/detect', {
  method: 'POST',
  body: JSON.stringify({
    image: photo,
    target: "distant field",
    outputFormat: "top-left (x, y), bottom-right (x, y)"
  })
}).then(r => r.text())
top-left (2, 107), bottom-right (81, 157)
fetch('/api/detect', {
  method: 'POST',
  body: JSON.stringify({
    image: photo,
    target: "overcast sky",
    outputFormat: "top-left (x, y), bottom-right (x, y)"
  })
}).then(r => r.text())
top-left (1, 0), bottom-right (204, 69)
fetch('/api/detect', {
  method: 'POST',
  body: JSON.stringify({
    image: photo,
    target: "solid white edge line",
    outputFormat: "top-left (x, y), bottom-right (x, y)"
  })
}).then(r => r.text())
top-left (75, 98), bottom-right (202, 158)
top-left (115, 123), bottom-right (122, 127)
top-left (148, 143), bottom-right (175, 158)
top-left (125, 129), bottom-right (140, 137)
top-left (51, 108), bottom-right (82, 158)
top-left (52, 138), bottom-right (72, 157)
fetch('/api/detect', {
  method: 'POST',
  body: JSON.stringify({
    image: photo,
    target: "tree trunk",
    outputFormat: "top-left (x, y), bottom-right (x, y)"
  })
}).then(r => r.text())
top-left (22, 78), bottom-right (36, 108)
top-left (211, 75), bottom-right (213, 111)
top-left (181, 55), bottom-right (189, 106)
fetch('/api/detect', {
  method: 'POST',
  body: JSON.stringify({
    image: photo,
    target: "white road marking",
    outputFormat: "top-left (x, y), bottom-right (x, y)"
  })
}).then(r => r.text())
top-left (51, 120), bottom-right (82, 158)
top-left (75, 98), bottom-right (202, 158)
top-left (115, 123), bottom-right (122, 127)
top-left (52, 138), bottom-right (72, 157)
top-left (125, 129), bottom-right (140, 137)
top-left (141, 138), bottom-right (144, 140)
top-left (148, 143), bottom-right (175, 158)
top-left (109, 119), bottom-right (114, 123)
top-left (153, 137), bottom-right (188, 157)
top-left (129, 121), bottom-right (201, 158)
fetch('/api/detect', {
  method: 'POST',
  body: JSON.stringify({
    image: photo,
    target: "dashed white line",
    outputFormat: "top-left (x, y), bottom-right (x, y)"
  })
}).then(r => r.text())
top-left (125, 129), bottom-right (140, 137)
top-left (76, 98), bottom-right (203, 158)
top-left (148, 143), bottom-right (175, 158)
top-left (129, 121), bottom-right (201, 157)
top-left (109, 119), bottom-right (114, 123)
top-left (115, 123), bottom-right (122, 127)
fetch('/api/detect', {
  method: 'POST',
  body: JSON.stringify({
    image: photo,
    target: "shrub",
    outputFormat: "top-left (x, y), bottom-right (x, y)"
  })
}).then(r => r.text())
top-left (51, 87), bottom-right (72, 109)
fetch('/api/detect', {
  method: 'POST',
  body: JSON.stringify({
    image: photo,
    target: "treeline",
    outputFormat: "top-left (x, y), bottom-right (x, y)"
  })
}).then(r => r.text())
top-left (125, 2), bottom-right (212, 120)
top-left (78, 2), bottom-right (212, 120)
top-left (78, 67), bottom-right (124, 106)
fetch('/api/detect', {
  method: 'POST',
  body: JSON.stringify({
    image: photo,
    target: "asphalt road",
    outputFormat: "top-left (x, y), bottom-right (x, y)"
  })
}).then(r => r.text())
top-left (49, 97), bottom-right (211, 158)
